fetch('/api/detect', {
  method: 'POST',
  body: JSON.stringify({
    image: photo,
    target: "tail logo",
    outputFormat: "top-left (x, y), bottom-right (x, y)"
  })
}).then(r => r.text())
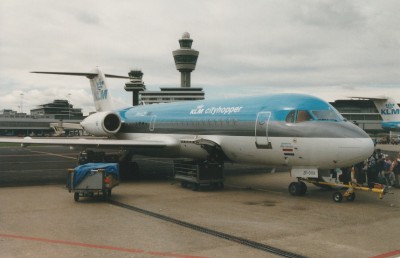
top-left (95, 89), bottom-right (108, 101)
top-left (96, 80), bottom-right (104, 90)
top-left (381, 103), bottom-right (400, 115)
top-left (385, 103), bottom-right (395, 109)
top-left (95, 80), bottom-right (107, 101)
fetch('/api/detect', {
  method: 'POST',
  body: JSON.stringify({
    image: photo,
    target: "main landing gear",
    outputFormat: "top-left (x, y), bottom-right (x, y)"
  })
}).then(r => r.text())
top-left (288, 181), bottom-right (307, 196)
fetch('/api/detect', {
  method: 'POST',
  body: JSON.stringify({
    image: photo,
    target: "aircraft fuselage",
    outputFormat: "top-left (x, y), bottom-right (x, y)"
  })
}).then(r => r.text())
top-left (106, 93), bottom-right (373, 169)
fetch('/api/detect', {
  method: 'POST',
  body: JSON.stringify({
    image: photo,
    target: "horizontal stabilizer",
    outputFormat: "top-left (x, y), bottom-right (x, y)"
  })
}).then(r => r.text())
top-left (31, 71), bottom-right (130, 79)
top-left (348, 96), bottom-right (389, 101)
top-left (104, 74), bottom-right (131, 79)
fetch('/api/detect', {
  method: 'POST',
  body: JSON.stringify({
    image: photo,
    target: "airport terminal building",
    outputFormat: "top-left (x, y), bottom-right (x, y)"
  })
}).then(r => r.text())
top-left (330, 99), bottom-right (382, 134)
top-left (0, 100), bottom-right (83, 136)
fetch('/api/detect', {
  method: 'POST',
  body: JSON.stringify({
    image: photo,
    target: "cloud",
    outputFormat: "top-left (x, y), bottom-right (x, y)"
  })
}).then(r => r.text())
top-left (0, 0), bottom-right (399, 115)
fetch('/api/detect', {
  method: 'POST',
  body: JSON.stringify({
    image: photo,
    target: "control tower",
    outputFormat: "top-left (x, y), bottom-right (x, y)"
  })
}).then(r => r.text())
top-left (124, 70), bottom-right (146, 106)
top-left (172, 32), bottom-right (199, 88)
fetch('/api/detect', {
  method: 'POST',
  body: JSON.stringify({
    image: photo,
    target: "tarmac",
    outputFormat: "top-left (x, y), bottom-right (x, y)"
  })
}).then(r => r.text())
top-left (1, 145), bottom-right (400, 258)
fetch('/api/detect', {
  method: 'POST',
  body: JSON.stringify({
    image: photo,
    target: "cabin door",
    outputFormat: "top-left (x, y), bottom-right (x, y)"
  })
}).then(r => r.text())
top-left (255, 111), bottom-right (272, 149)
top-left (149, 115), bottom-right (157, 132)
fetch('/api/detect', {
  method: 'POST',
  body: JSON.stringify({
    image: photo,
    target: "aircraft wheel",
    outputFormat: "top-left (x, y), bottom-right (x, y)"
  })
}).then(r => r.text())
top-left (346, 192), bottom-right (356, 202)
top-left (299, 181), bottom-right (307, 196)
top-left (288, 182), bottom-right (301, 196)
top-left (74, 192), bottom-right (79, 202)
top-left (192, 183), bottom-right (199, 191)
top-left (332, 191), bottom-right (343, 203)
top-left (212, 182), bottom-right (219, 190)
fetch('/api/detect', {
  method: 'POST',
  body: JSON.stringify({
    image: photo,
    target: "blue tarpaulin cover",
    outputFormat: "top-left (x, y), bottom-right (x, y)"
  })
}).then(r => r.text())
top-left (72, 163), bottom-right (119, 188)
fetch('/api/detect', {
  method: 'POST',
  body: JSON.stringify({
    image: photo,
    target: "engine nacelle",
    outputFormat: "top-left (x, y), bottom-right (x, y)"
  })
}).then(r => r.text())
top-left (80, 111), bottom-right (121, 136)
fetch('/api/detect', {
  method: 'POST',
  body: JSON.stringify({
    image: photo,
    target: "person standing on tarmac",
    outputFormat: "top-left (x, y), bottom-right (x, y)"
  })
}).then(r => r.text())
top-left (367, 150), bottom-right (381, 188)
top-left (382, 156), bottom-right (393, 187)
top-left (389, 154), bottom-right (400, 188)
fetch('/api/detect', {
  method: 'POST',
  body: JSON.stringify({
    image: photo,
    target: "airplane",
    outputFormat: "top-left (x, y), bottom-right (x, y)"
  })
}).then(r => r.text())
top-left (0, 67), bottom-right (374, 196)
top-left (350, 97), bottom-right (400, 131)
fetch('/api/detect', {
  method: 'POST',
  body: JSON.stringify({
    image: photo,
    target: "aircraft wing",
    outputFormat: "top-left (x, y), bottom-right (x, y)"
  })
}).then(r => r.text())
top-left (0, 136), bottom-right (178, 149)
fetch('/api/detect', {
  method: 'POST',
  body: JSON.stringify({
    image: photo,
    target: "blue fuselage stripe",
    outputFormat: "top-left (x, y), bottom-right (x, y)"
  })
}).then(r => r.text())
top-left (116, 93), bottom-right (369, 139)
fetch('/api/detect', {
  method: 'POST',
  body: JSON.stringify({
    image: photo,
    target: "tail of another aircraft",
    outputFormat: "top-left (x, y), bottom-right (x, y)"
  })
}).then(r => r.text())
top-left (31, 67), bottom-right (130, 112)
top-left (350, 96), bottom-right (400, 131)
top-left (370, 97), bottom-right (400, 122)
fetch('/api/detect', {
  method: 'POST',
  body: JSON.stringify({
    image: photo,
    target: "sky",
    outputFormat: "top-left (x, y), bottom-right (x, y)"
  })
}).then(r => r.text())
top-left (0, 0), bottom-right (399, 115)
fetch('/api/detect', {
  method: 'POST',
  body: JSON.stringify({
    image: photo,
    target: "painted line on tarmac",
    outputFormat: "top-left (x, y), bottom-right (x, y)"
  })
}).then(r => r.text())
top-left (0, 233), bottom-right (210, 258)
top-left (370, 249), bottom-right (400, 258)
top-left (27, 149), bottom-right (77, 160)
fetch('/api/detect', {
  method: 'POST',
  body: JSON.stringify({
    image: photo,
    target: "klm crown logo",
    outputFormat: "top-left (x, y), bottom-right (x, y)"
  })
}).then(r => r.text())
top-left (381, 103), bottom-right (400, 115)
top-left (95, 80), bottom-right (107, 100)
top-left (96, 80), bottom-right (104, 90)
top-left (385, 103), bottom-right (395, 109)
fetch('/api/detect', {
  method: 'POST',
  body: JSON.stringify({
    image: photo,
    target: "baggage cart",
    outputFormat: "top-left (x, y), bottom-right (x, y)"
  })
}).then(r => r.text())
top-left (174, 159), bottom-right (224, 191)
top-left (67, 163), bottom-right (119, 202)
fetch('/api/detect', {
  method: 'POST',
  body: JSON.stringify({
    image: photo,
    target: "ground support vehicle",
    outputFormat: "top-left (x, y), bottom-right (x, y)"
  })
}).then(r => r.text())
top-left (67, 163), bottom-right (119, 202)
top-left (288, 178), bottom-right (389, 203)
top-left (173, 159), bottom-right (224, 191)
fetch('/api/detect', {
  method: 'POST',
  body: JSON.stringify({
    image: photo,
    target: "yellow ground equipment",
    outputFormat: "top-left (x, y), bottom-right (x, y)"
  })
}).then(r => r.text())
top-left (288, 178), bottom-right (388, 202)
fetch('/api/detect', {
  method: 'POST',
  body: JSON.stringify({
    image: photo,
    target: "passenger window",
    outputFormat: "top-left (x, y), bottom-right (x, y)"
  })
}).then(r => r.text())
top-left (285, 110), bottom-right (296, 123)
top-left (296, 110), bottom-right (313, 123)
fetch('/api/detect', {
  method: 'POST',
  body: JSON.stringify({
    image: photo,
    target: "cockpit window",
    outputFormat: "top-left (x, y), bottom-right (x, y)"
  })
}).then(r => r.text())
top-left (312, 110), bottom-right (343, 121)
top-left (296, 110), bottom-right (313, 122)
top-left (285, 110), bottom-right (313, 123)
top-left (285, 110), bottom-right (296, 123)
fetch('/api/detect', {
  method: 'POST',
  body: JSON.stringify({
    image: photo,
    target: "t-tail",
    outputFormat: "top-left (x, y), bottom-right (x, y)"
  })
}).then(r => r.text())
top-left (31, 67), bottom-right (130, 112)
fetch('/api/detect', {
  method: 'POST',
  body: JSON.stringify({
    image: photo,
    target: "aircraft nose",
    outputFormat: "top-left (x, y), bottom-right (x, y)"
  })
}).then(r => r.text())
top-left (336, 122), bottom-right (374, 166)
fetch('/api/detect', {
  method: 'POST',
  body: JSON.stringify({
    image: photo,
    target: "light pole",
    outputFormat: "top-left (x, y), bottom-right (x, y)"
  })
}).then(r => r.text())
top-left (20, 93), bottom-right (24, 113)
top-left (67, 93), bottom-right (71, 120)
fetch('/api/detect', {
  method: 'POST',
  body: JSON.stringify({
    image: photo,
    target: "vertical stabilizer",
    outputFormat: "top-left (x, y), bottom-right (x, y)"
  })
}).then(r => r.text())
top-left (31, 67), bottom-right (130, 112)
top-left (372, 98), bottom-right (400, 122)
top-left (88, 68), bottom-right (113, 112)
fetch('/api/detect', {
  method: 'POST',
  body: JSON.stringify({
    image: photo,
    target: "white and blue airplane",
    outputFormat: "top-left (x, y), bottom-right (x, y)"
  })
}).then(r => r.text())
top-left (0, 68), bottom-right (374, 194)
top-left (351, 97), bottom-right (400, 131)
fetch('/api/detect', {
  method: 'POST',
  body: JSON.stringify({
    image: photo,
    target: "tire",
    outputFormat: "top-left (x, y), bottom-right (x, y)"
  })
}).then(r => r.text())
top-left (288, 182), bottom-right (301, 196)
top-left (74, 192), bottom-right (79, 202)
top-left (192, 183), bottom-right (199, 191)
top-left (332, 191), bottom-right (343, 202)
top-left (299, 181), bottom-right (307, 196)
top-left (346, 192), bottom-right (356, 202)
